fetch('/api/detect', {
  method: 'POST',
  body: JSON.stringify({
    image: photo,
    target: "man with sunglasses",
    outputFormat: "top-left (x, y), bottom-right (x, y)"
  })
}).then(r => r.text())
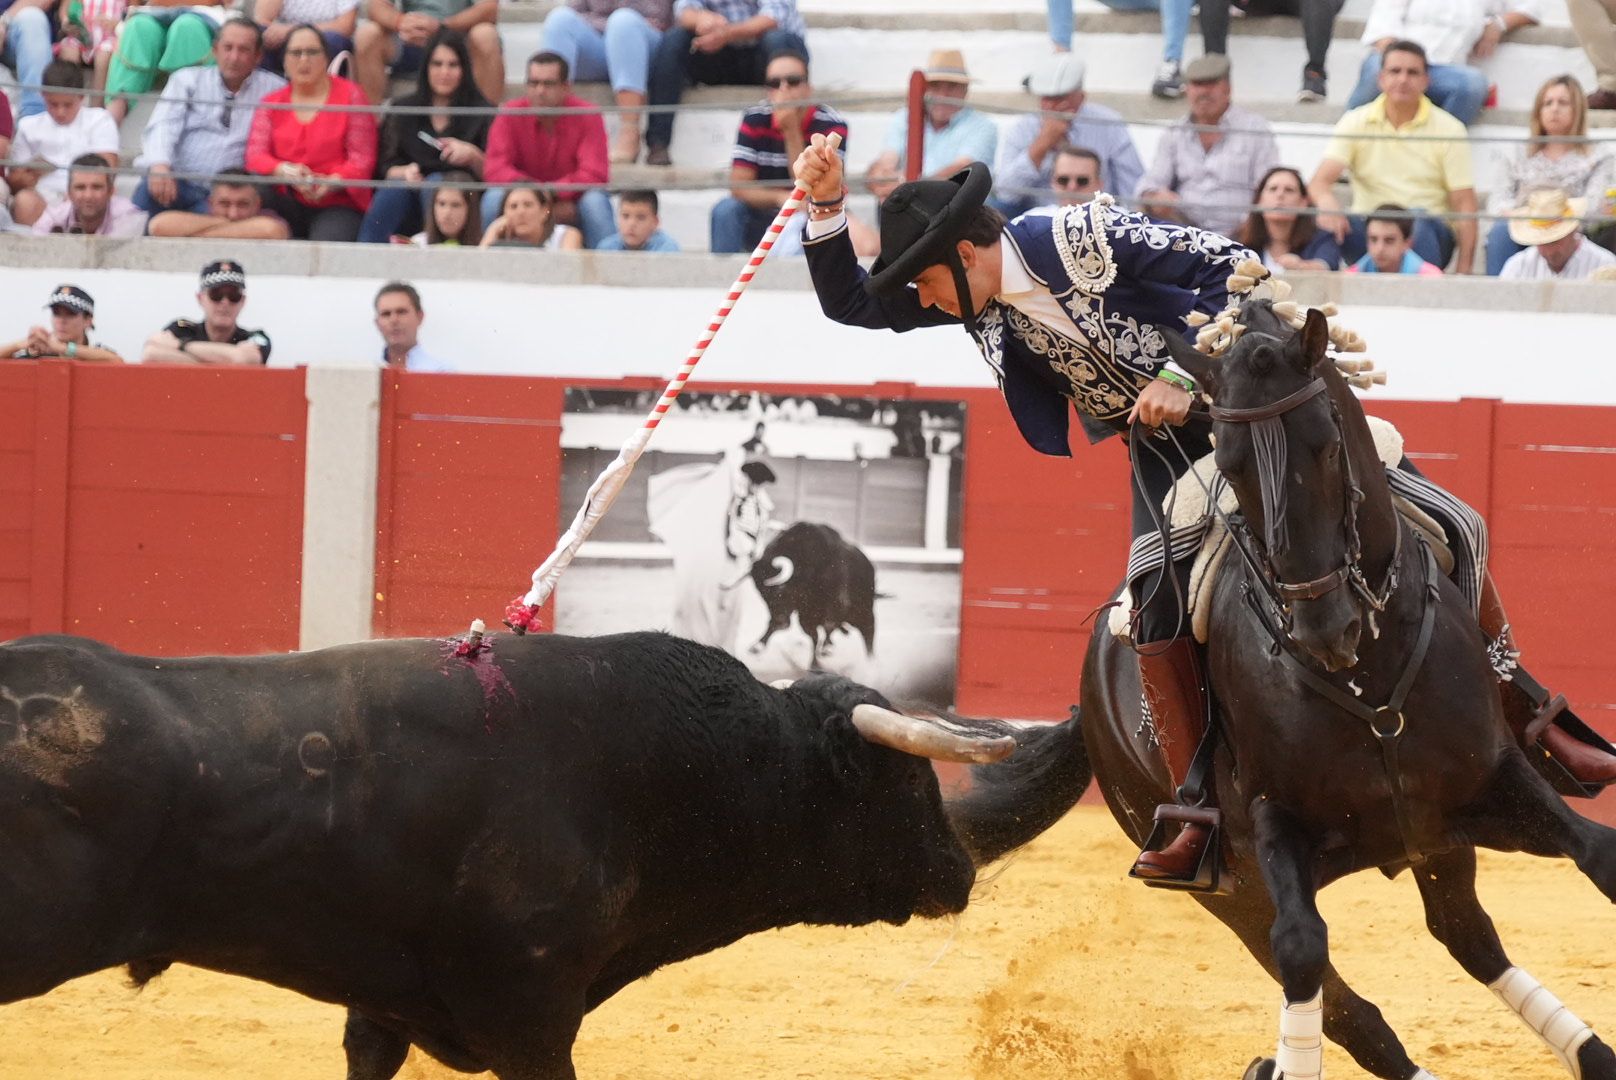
top-left (709, 47), bottom-right (844, 253)
top-left (2, 285), bottom-right (124, 363)
top-left (133, 19), bottom-right (284, 219)
top-left (141, 261), bottom-right (273, 366)
top-left (1050, 144), bottom-right (1102, 206)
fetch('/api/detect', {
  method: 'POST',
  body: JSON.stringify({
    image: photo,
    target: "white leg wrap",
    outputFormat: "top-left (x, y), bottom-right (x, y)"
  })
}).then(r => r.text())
top-left (1276, 989), bottom-right (1325, 1079)
top-left (1409, 1070), bottom-right (1441, 1079)
top-left (1490, 966), bottom-right (1595, 1078)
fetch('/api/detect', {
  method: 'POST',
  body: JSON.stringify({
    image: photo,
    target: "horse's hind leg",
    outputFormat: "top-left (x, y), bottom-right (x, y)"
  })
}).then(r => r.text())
top-left (1424, 831), bottom-right (1616, 1078)
top-left (1196, 890), bottom-right (1428, 1080)
top-left (1251, 799), bottom-right (1330, 1080)
top-left (1462, 749), bottom-right (1616, 905)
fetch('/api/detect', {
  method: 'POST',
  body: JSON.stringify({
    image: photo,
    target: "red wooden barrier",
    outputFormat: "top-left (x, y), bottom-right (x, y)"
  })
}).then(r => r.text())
top-left (0, 361), bottom-right (306, 654)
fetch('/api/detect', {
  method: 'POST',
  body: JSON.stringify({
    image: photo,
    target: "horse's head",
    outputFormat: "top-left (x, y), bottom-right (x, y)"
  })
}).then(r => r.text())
top-left (1166, 303), bottom-right (1367, 671)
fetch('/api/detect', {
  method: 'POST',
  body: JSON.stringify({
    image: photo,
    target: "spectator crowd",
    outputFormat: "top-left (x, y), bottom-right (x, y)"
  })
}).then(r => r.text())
top-left (1, 0), bottom-right (1614, 277)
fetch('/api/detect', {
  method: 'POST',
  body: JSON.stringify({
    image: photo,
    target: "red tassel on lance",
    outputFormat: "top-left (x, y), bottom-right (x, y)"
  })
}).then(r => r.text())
top-left (503, 597), bottom-right (542, 635)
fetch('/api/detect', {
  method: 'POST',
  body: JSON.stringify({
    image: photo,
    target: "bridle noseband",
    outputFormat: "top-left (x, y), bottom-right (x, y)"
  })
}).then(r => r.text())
top-left (1209, 375), bottom-right (1400, 629)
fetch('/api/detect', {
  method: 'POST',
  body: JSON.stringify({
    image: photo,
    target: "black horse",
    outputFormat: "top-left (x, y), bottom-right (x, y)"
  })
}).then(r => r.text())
top-left (1074, 303), bottom-right (1616, 1078)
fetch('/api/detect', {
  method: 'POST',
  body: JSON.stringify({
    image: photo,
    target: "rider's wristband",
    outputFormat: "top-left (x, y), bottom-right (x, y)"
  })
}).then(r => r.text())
top-left (809, 186), bottom-right (847, 209)
top-left (1156, 369), bottom-right (1196, 393)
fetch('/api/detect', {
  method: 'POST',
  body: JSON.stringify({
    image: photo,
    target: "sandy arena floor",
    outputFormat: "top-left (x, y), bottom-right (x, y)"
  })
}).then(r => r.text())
top-left (2, 806), bottom-right (1612, 1080)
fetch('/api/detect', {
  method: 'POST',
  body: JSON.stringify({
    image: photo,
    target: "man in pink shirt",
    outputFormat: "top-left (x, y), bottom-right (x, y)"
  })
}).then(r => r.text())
top-left (32, 154), bottom-right (148, 236)
top-left (483, 50), bottom-right (612, 247)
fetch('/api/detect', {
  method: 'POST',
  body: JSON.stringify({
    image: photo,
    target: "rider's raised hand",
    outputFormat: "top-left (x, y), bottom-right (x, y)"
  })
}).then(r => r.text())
top-left (793, 132), bottom-right (845, 203)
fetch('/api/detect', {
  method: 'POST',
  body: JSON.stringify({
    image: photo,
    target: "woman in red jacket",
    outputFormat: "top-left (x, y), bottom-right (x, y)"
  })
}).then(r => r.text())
top-left (246, 24), bottom-right (378, 241)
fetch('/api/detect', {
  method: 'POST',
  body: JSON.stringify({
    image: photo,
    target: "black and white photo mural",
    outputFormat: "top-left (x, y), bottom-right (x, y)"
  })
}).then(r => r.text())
top-left (556, 388), bottom-right (967, 704)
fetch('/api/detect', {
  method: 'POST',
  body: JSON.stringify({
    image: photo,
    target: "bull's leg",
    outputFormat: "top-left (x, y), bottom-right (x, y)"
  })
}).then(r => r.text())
top-left (1414, 845), bottom-right (1616, 1079)
top-left (1194, 891), bottom-right (1426, 1080)
top-left (343, 1010), bottom-right (411, 1080)
top-left (1251, 798), bottom-right (1329, 1080)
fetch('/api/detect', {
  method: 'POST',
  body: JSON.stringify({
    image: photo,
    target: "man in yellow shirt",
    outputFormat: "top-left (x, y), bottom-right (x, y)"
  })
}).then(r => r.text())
top-left (1307, 40), bottom-right (1477, 272)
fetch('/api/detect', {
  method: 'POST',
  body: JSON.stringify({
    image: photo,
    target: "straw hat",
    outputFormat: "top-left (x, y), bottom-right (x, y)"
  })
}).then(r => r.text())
top-left (923, 49), bottom-right (973, 85)
top-left (1506, 189), bottom-right (1589, 246)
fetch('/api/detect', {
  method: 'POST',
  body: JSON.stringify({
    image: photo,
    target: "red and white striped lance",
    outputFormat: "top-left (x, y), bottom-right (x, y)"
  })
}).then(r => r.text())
top-left (504, 133), bottom-right (843, 633)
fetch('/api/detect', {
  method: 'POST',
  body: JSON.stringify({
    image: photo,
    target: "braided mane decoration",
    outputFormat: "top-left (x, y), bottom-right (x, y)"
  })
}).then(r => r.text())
top-left (1192, 259), bottom-right (1387, 391)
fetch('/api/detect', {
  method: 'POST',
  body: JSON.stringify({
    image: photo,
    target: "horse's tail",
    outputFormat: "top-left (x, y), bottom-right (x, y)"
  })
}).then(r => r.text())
top-left (943, 707), bottom-right (1092, 867)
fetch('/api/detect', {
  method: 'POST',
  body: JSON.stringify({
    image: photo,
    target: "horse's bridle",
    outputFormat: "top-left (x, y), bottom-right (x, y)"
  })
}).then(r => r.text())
top-left (1209, 375), bottom-right (1400, 627)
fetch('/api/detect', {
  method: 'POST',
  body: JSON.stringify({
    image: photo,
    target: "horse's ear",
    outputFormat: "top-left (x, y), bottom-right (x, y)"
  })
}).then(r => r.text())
top-left (1158, 326), bottom-right (1218, 391)
top-left (1297, 307), bottom-right (1330, 374)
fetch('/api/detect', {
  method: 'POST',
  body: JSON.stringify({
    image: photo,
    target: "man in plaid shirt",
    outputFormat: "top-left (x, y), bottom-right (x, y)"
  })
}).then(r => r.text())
top-left (644, 0), bottom-right (806, 166)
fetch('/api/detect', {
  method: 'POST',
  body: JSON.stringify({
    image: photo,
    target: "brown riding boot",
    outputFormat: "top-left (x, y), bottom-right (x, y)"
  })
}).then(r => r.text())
top-left (1480, 572), bottom-right (1616, 786)
top-left (1132, 638), bottom-right (1215, 882)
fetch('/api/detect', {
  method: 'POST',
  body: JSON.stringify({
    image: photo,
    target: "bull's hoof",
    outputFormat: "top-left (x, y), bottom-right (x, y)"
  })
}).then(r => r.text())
top-left (1241, 1058), bottom-right (1277, 1080)
top-left (1580, 1036), bottom-right (1616, 1080)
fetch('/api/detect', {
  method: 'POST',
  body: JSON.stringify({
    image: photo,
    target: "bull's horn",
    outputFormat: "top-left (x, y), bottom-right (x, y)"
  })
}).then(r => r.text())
top-left (850, 704), bottom-right (1015, 764)
top-left (761, 556), bottom-right (794, 587)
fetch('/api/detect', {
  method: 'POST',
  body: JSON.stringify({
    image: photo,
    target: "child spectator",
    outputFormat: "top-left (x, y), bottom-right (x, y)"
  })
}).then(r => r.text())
top-left (6, 60), bottom-right (118, 227)
top-left (479, 183), bottom-right (582, 249)
top-left (245, 23), bottom-right (378, 241)
top-left (404, 170), bottom-right (481, 244)
top-left (31, 152), bottom-right (146, 234)
top-left (141, 260), bottom-right (273, 365)
top-left (597, 188), bottom-right (680, 250)
top-left (1237, 166), bottom-right (1342, 272)
top-left (358, 28), bottom-right (491, 243)
top-left (1346, 205), bottom-right (1444, 275)
top-left (147, 171), bottom-right (292, 239)
top-left (0, 284), bottom-right (123, 362)
top-left (1486, 75), bottom-right (1615, 274)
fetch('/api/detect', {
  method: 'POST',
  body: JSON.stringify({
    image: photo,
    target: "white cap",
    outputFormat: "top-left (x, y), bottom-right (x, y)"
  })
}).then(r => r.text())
top-left (1025, 53), bottom-right (1086, 96)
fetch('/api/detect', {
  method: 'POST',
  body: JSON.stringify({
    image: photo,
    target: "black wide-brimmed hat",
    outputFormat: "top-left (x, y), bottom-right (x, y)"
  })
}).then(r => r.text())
top-left (866, 162), bottom-right (993, 297)
top-left (740, 460), bottom-right (777, 485)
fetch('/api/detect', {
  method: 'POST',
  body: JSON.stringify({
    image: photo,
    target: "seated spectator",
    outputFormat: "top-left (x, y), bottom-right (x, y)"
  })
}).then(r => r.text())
top-left (358, 28), bottom-right (491, 243)
top-left (353, 0), bottom-right (502, 108)
top-left (597, 188), bottom-right (680, 250)
top-left (374, 281), bottom-right (452, 370)
top-left (256, 0), bottom-right (358, 75)
top-left (53, 0), bottom-right (126, 108)
top-left (1, 0), bottom-right (56, 119)
top-left (483, 51), bottom-right (612, 247)
top-left (141, 260), bottom-right (273, 364)
top-left (403, 169), bottom-right (480, 243)
top-left (1569, 0), bottom-right (1616, 110)
top-left (1347, 0), bottom-right (1543, 126)
top-left (541, 0), bottom-right (674, 164)
top-left (1499, 189), bottom-right (1616, 279)
top-left (32, 152), bottom-right (146, 234)
top-left (864, 49), bottom-right (998, 202)
top-left (1487, 75), bottom-right (1614, 274)
top-left (133, 19), bottom-right (284, 218)
top-left (104, 0), bottom-right (229, 125)
top-left (245, 24), bottom-right (378, 241)
top-left (1198, 0), bottom-right (1344, 103)
top-left (993, 53), bottom-right (1143, 218)
top-left (1050, 144), bottom-right (1102, 205)
top-left (479, 183), bottom-right (582, 249)
top-left (6, 60), bottom-right (118, 227)
top-left (1308, 41), bottom-right (1476, 271)
top-left (1237, 165), bottom-right (1342, 272)
top-left (147, 171), bottom-right (292, 239)
top-left (0, 284), bottom-right (123, 362)
top-left (1346, 205), bottom-right (1443, 275)
top-left (1136, 55), bottom-right (1279, 238)
top-left (645, 0), bottom-right (807, 166)
top-left (710, 47), bottom-right (844, 254)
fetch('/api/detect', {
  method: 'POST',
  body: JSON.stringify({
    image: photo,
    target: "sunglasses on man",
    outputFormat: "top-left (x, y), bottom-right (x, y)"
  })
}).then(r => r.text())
top-left (765, 74), bottom-right (806, 89)
top-left (208, 288), bottom-right (245, 304)
top-left (1053, 173), bottom-right (1095, 188)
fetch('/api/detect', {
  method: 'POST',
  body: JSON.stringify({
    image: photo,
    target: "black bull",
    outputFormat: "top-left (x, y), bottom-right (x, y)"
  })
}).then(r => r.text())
top-left (750, 522), bottom-right (878, 657)
top-left (0, 630), bottom-right (1090, 1080)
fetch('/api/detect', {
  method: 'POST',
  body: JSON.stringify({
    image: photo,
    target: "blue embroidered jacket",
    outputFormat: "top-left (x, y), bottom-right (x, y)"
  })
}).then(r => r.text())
top-left (803, 198), bottom-right (1256, 456)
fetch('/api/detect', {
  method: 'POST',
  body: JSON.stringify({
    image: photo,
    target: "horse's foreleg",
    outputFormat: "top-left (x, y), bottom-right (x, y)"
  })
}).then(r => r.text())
top-left (1252, 799), bottom-right (1330, 1080)
top-left (1196, 891), bottom-right (1426, 1080)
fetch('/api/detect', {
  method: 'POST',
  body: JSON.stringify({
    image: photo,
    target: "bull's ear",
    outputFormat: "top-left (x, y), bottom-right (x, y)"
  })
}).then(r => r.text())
top-left (1158, 326), bottom-right (1218, 395)
top-left (1297, 307), bottom-right (1330, 375)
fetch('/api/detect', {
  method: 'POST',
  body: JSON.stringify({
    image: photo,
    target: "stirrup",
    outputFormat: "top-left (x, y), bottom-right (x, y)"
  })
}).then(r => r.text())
top-left (1128, 804), bottom-right (1230, 895)
top-left (1511, 669), bottom-right (1616, 800)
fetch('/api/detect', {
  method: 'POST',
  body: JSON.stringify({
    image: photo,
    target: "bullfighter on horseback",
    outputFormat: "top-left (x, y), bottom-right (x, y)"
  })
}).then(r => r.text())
top-left (790, 135), bottom-right (1616, 886)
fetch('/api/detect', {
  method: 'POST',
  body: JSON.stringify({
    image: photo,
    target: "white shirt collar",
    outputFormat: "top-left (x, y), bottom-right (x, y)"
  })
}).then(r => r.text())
top-left (998, 236), bottom-right (1038, 300)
